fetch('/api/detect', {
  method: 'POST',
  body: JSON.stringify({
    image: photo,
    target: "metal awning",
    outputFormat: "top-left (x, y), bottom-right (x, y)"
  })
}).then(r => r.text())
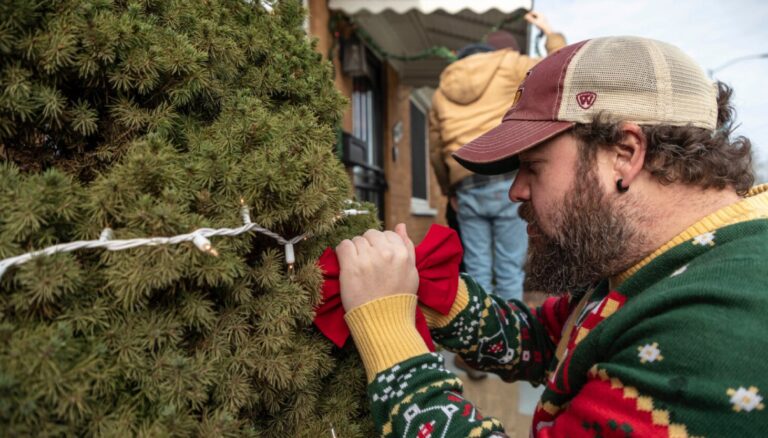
top-left (328, 0), bottom-right (533, 87)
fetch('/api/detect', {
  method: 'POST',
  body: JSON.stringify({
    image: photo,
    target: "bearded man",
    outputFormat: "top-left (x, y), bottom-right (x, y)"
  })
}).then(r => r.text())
top-left (336, 36), bottom-right (767, 437)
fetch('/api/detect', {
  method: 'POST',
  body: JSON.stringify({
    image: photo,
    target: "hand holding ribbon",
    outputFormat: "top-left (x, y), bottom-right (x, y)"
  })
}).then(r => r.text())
top-left (314, 224), bottom-right (463, 350)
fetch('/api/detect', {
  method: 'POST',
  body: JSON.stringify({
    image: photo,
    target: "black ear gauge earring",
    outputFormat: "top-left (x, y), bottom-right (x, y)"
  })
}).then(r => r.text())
top-left (616, 178), bottom-right (629, 193)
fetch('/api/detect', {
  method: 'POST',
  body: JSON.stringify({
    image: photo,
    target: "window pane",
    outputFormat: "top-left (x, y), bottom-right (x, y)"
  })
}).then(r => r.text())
top-left (351, 60), bottom-right (385, 221)
top-left (366, 89), bottom-right (374, 164)
top-left (410, 101), bottom-right (427, 200)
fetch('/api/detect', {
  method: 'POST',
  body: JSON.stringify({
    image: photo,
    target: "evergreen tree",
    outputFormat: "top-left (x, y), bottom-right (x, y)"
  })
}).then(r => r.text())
top-left (0, 1), bottom-right (376, 436)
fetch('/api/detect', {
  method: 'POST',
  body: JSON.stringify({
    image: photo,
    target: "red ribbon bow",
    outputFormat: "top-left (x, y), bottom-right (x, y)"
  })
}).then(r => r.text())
top-left (314, 224), bottom-right (463, 351)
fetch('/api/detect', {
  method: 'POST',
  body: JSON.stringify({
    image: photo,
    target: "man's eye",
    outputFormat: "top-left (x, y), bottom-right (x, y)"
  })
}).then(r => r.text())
top-left (522, 162), bottom-right (539, 174)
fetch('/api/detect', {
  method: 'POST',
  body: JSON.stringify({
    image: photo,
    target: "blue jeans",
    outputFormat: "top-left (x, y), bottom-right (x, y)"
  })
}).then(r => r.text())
top-left (456, 179), bottom-right (528, 301)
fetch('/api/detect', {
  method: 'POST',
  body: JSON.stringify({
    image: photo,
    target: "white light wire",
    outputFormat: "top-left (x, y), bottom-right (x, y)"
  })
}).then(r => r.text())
top-left (0, 205), bottom-right (369, 280)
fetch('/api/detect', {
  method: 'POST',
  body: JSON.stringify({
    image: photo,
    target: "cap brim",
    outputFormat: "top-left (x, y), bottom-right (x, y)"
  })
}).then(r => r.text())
top-left (453, 120), bottom-right (575, 175)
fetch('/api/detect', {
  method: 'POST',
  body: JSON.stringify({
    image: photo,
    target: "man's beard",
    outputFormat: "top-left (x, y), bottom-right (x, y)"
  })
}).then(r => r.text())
top-left (519, 172), bottom-right (648, 295)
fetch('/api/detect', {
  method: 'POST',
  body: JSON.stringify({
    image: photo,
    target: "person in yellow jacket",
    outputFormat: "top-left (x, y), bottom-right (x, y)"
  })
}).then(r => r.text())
top-left (429, 12), bottom-right (566, 304)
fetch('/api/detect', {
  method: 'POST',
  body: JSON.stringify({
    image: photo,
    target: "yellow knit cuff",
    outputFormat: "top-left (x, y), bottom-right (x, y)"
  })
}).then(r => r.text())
top-left (420, 278), bottom-right (470, 329)
top-left (345, 294), bottom-right (430, 382)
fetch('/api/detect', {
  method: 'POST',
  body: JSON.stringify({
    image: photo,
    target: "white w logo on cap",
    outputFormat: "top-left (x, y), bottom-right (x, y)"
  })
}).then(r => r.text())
top-left (576, 92), bottom-right (597, 109)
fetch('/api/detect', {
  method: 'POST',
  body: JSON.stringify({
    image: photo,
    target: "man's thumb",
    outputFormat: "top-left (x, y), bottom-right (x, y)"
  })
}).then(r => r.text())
top-left (395, 223), bottom-right (415, 254)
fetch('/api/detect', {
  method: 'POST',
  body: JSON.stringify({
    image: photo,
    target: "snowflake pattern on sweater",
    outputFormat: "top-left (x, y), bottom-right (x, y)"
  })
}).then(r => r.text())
top-left (365, 216), bottom-right (768, 437)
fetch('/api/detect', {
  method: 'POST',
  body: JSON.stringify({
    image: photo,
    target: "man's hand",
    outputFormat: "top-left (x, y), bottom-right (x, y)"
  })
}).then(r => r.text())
top-left (336, 223), bottom-right (419, 312)
top-left (525, 11), bottom-right (553, 36)
top-left (450, 195), bottom-right (459, 212)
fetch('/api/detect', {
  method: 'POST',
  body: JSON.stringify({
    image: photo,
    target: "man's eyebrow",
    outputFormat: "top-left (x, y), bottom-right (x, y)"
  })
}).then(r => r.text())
top-left (519, 155), bottom-right (546, 163)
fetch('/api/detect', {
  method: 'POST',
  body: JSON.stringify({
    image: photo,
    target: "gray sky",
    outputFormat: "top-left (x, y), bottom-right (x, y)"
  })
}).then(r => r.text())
top-left (533, 0), bottom-right (768, 178)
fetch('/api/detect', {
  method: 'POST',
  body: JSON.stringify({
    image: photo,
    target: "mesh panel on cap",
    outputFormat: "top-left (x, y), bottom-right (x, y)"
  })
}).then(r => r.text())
top-left (665, 44), bottom-right (718, 128)
top-left (558, 37), bottom-right (717, 130)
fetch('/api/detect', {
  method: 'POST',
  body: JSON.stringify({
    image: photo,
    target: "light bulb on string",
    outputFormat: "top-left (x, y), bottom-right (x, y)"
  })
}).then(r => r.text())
top-left (99, 228), bottom-right (114, 242)
top-left (240, 198), bottom-right (252, 225)
top-left (193, 233), bottom-right (219, 257)
top-left (284, 242), bottom-right (295, 278)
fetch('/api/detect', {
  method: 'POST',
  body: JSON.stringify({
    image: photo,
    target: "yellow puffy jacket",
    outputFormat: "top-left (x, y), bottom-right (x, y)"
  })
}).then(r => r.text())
top-left (429, 33), bottom-right (566, 195)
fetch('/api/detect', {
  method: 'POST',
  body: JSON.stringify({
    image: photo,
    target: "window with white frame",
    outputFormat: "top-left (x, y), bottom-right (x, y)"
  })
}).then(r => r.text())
top-left (409, 94), bottom-right (437, 216)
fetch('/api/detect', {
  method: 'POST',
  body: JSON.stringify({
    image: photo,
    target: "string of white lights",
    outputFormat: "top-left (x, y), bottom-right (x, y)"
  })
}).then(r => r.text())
top-left (0, 203), bottom-right (369, 280)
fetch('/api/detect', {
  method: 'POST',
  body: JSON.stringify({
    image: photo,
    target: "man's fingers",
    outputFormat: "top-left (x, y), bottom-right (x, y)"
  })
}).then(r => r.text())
top-left (395, 223), bottom-right (416, 260)
top-left (336, 239), bottom-right (357, 260)
top-left (525, 11), bottom-right (544, 24)
top-left (450, 195), bottom-right (459, 211)
top-left (383, 230), bottom-right (403, 244)
top-left (352, 235), bottom-right (371, 252)
top-left (336, 239), bottom-right (359, 269)
top-left (363, 229), bottom-right (389, 248)
top-left (395, 223), bottom-right (414, 245)
top-left (524, 11), bottom-right (550, 33)
top-left (366, 229), bottom-right (403, 261)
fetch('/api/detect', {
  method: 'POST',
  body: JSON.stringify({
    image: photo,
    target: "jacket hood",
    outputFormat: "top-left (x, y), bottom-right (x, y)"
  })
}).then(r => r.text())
top-left (438, 49), bottom-right (507, 105)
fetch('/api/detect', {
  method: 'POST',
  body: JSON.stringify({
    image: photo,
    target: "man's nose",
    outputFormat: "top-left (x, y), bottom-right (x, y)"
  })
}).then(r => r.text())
top-left (508, 175), bottom-right (529, 203)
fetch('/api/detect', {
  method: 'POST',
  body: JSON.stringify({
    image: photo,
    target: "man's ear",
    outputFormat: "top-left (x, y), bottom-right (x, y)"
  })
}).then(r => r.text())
top-left (612, 122), bottom-right (647, 188)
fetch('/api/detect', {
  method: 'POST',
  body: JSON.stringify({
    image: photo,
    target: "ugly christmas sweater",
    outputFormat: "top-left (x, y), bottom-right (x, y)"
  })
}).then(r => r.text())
top-left (344, 185), bottom-right (768, 437)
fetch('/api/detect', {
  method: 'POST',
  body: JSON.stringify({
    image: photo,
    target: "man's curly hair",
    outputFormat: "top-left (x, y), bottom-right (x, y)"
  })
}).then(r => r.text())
top-left (572, 82), bottom-right (754, 195)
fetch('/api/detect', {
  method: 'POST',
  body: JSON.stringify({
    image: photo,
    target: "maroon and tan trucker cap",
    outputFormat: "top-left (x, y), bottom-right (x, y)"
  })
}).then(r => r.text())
top-left (453, 36), bottom-right (718, 175)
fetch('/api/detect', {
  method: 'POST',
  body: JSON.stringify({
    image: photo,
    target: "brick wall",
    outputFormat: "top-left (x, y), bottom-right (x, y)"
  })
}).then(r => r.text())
top-left (307, 0), bottom-right (447, 244)
top-left (307, 0), bottom-right (353, 133)
top-left (382, 65), bottom-right (447, 243)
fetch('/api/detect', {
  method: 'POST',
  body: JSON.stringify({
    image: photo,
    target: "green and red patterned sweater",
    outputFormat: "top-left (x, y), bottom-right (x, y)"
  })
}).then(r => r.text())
top-left (344, 185), bottom-right (768, 437)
